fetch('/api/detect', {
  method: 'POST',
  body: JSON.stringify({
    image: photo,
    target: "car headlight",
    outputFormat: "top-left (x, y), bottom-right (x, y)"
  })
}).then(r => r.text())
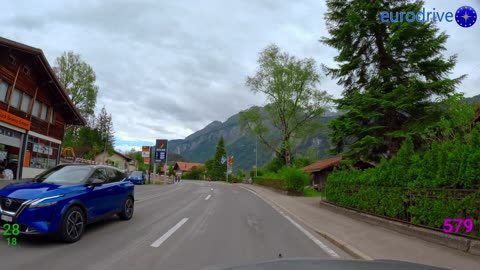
top-left (28, 195), bottom-right (64, 208)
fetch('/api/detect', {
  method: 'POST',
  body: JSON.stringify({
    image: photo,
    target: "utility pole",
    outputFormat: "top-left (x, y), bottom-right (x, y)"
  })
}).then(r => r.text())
top-left (255, 137), bottom-right (258, 177)
top-left (148, 147), bottom-right (152, 184)
top-left (164, 143), bottom-right (168, 183)
top-left (102, 129), bottom-right (108, 165)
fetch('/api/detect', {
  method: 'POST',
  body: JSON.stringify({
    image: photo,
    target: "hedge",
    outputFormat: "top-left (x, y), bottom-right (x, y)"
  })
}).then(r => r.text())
top-left (253, 177), bottom-right (286, 190)
top-left (326, 128), bottom-right (480, 237)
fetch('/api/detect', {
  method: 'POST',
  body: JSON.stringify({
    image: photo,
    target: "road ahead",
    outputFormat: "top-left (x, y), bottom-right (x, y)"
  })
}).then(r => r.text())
top-left (0, 181), bottom-right (350, 270)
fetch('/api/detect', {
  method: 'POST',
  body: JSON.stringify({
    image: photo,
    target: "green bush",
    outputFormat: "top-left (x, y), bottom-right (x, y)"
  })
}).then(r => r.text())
top-left (264, 157), bottom-right (283, 173)
top-left (280, 167), bottom-right (310, 193)
top-left (293, 156), bottom-right (314, 169)
top-left (326, 126), bottom-right (480, 236)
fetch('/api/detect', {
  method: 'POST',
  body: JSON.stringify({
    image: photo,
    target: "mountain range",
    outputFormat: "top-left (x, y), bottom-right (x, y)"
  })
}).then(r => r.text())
top-left (168, 107), bottom-right (341, 172)
top-left (166, 94), bottom-right (480, 172)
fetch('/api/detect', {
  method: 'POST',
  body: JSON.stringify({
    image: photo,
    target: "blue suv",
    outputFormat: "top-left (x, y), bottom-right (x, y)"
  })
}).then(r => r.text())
top-left (0, 164), bottom-right (135, 243)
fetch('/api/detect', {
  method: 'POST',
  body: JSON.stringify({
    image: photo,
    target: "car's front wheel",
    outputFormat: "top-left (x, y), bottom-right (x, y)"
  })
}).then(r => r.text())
top-left (59, 206), bottom-right (85, 243)
top-left (119, 196), bottom-right (134, 220)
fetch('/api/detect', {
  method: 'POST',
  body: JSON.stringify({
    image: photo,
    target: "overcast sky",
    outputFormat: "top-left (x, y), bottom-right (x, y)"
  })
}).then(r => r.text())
top-left (1, 0), bottom-right (479, 152)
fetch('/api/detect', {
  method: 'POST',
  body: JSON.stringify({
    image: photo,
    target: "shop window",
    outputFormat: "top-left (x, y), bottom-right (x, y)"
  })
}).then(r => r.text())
top-left (20, 93), bottom-right (32, 113)
top-left (41, 104), bottom-right (48, 121)
top-left (0, 80), bottom-right (9, 102)
top-left (27, 136), bottom-right (59, 170)
top-left (9, 88), bottom-right (21, 108)
top-left (32, 100), bottom-right (40, 117)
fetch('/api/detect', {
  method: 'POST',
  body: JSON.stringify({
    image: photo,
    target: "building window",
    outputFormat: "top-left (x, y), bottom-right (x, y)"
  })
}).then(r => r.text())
top-left (50, 109), bottom-right (55, 124)
top-left (9, 88), bottom-right (21, 108)
top-left (41, 104), bottom-right (48, 120)
top-left (26, 136), bottom-right (59, 170)
top-left (32, 100), bottom-right (40, 117)
top-left (20, 94), bottom-right (32, 113)
top-left (0, 80), bottom-right (9, 102)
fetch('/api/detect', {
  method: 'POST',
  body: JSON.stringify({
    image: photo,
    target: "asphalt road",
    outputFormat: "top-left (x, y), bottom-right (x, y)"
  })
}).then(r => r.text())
top-left (0, 181), bottom-right (351, 270)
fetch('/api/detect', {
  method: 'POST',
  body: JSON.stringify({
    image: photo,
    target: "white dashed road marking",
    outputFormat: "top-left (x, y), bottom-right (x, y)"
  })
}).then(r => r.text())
top-left (205, 195), bottom-right (211, 200)
top-left (150, 218), bottom-right (189, 248)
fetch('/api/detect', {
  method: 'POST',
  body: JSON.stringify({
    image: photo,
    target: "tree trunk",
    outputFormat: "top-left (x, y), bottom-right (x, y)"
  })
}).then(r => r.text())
top-left (284, 147), bottom-right (292, 167)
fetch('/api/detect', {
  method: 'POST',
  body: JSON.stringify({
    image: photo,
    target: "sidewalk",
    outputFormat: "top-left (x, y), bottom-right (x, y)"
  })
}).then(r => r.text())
top-left (239, 184), bottom-right (480, 270)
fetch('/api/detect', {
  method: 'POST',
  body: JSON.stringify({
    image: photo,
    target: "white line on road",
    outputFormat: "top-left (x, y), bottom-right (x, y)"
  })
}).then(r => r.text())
top-left (210, 188), bottom-right (213, 191)
top-left (284, 215), bottom-right (340, 258)
top-left (205, 194), bottom-right (211, 200)
top-left (150, 218), bottom-right (189, 248)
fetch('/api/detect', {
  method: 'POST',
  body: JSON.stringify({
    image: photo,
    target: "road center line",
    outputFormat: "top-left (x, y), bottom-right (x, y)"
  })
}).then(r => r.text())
top-left (285, 215), bottom-right (340, 258)
top-left (210, 188), bottom-right (213, 191)
top-left (150, 218), bottom-right (189, 248)
top-left (205, 194), bottom-right (211, 200)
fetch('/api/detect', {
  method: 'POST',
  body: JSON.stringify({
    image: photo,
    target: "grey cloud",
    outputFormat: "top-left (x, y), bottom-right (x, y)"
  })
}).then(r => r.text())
top-left (2, 0), bottom-right (478, 145)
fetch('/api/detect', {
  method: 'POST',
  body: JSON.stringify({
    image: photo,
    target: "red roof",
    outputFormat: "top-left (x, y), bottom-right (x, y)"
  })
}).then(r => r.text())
top-left (174, 162), bottom-right (204, 172)
top-left (302, 157), bottom-right (342, 172)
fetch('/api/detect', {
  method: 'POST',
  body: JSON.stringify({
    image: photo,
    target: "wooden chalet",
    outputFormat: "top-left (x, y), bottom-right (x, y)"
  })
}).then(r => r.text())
top-left (0, 37), bottom-right (85, 179)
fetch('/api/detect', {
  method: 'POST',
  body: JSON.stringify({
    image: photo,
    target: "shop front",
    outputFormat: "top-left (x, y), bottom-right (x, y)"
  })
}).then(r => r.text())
top-left (0, 37), bottom-right (85, 179)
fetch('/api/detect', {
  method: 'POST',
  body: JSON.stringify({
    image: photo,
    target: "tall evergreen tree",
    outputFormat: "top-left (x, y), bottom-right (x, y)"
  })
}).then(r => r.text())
top-left (210, 136), bottom-right (227, 181)
top-left (321, 0), bottom-right (464, 161)
top-left (96, 106), bottom-right (115, 152)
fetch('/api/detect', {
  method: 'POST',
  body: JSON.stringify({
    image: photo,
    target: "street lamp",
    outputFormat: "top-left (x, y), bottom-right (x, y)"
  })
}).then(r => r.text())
top-left (255, 136), bottom-right (258, 177)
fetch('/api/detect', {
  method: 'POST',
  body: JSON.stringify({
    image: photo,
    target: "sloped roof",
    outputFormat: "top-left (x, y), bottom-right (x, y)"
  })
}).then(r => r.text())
top-left (174, 162), bottom-right (204, 172)
top-left (0, 37), bottom-right (85, 125)
top-left (113, 150), bottom-right (132, 161)
top-left (302, 157), bottom-right (342, 172)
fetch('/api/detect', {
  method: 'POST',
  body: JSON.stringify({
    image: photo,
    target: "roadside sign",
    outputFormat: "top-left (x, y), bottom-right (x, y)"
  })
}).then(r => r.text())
top-left (141, 146), bottom-right (150, 157)
top-left (154, 139), bottom-right (168, 163)
top-left (142, 146), bottom-right (150, 164)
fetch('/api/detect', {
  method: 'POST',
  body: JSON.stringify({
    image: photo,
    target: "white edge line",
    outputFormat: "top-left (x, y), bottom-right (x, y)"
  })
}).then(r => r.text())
top-left (150, 218), bottom-right (189, 248)
top-left (205, 194), bottom-right (211, 200)
top-left (284, 215), bottom-right (340, 258)
top-left (239, 186), bottom-right (341, 258)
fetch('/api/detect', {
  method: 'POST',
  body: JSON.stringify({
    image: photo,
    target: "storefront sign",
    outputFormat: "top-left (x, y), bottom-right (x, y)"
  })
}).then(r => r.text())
top-left (0, 109), bottom-right (31, 130)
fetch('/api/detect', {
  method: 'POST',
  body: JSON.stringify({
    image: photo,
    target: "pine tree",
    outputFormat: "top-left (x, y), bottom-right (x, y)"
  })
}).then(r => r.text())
top-left (96, 106), bottom-right (115, 153)
top-left (322, 0), bottom-right (464, 162)
top-left (210, 136), bottom-right (227, 181)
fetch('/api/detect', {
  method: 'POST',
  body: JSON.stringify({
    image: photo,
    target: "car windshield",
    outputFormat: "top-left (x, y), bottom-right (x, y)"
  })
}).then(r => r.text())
top-left (130, 171), bottom-right (142, 177)
top-left (35, 166), bottom-right (92, 184)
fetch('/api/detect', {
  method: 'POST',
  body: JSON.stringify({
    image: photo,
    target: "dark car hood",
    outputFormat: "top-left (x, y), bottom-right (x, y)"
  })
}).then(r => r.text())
top-left (0, 181), bottom-right (84, 200)
top-left (219, 258), bottom-right (449, 270)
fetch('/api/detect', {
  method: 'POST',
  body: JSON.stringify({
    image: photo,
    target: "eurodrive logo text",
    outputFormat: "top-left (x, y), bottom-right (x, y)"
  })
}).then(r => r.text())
top-left (380, 6), bottom-right (477, 28)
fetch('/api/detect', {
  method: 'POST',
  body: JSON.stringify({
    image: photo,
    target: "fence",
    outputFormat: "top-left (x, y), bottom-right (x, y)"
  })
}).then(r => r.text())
top-left (325, 183), bottom-right (480, 238)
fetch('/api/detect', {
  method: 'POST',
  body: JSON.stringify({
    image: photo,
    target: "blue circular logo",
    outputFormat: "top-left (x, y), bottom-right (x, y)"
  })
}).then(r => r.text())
top-left (455, 6), bottom-right (477, 28)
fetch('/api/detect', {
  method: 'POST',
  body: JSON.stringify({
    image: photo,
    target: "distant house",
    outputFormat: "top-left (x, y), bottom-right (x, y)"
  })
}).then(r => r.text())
top-left (302, 157), bottom-right (375, 191)
top-left (173, 162), bottom-right (204, 177)
top-left (95, 150), bottom-right (133, 172)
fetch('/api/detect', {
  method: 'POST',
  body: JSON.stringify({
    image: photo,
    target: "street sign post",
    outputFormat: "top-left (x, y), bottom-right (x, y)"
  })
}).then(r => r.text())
top-left (154, 139), bottom-right (168, 184)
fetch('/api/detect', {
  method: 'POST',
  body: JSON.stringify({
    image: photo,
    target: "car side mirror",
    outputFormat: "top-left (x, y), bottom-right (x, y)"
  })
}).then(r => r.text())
top-left (89, 178), bottom-right (105, 187)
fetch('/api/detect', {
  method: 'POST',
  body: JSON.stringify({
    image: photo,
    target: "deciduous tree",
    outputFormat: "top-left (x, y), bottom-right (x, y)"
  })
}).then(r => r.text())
top-left (53, 51), bottom-right (99, 119)
top-left (240, 44), bottom-right (331, 167)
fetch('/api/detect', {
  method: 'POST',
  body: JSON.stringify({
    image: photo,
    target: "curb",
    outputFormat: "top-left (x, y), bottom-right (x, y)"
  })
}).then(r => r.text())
top-left (319, 201), bottom-right (480, 257)
top-left (239, 184), bottom-right (373, 260)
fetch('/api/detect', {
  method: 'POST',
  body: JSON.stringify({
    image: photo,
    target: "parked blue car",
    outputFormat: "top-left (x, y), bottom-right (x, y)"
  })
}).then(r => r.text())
top-left (126, 171), bottom-right (145, 185)
top-left (0, 163), bottom-right (135, 243)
